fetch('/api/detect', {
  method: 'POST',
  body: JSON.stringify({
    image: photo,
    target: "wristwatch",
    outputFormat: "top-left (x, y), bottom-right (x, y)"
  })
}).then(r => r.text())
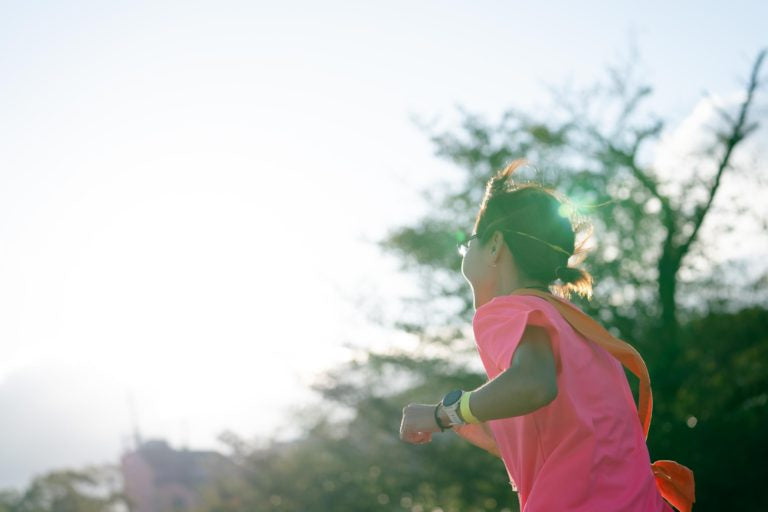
top-left (439, 389), bottom-right (465, 426)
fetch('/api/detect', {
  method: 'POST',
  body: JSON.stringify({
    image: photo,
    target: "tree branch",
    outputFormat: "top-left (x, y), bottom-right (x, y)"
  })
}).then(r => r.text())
top-left (603, 132), bottom-right (676, 231)
top-left (676, 49), bottom-right (766, 261)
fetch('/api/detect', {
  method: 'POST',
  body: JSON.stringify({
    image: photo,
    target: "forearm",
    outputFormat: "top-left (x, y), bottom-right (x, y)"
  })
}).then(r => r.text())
top-left (466, 366), bottom-right (556, 421)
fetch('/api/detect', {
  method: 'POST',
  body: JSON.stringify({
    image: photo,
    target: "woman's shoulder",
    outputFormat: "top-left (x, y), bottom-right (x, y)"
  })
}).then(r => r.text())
top-left (473, 294), bottom-right (558, 332)
top-left (471, 292), bottom-right (573, 374)
top-left (477, 293), bottom-right (572, 315)
top-left (473, 293), bottom-right (590, 334)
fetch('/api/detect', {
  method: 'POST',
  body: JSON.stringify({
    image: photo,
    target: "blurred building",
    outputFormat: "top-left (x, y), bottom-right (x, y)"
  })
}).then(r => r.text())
top-left (121, 439), bottom-right (237, 512)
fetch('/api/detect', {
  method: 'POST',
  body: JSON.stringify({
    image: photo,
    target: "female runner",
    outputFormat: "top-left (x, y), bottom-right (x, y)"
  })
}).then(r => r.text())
top-left (399, 160), bottom-right (693, 511)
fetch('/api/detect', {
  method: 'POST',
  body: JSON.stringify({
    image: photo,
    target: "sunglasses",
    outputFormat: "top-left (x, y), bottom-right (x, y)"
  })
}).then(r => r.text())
top-left (456, 232), bottom-right (480, 257)
top-left (455, 230), bottom-right (571, 258)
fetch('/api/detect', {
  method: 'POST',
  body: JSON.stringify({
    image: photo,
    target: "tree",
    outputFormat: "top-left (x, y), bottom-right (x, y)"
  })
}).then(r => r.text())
top-left (203, 48), bottom-right (767, 512)
top-left (334, 48), bottom-right (767, 510)
top-left (387, 49), bottom-right (766, 393)
top-left (0, 466), bottom-right (126, 512)
top-left (665, 306), bottom-right (768, 508)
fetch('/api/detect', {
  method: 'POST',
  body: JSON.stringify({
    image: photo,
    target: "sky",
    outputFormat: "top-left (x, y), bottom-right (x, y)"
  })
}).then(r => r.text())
top-left (1, 0), bottom-right (766, 489)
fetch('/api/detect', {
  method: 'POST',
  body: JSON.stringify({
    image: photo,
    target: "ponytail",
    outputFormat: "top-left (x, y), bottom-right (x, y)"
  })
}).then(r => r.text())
top-left (554, 266), bottom-right (594, 301)
top-left (476, 159), bottom-right (595, 301)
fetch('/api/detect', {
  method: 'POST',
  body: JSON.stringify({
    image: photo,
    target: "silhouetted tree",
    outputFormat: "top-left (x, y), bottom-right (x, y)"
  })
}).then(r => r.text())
top-left (0, 466), bottom-right (126, 512)
top-left (204, 48), bottom-right (767, 512)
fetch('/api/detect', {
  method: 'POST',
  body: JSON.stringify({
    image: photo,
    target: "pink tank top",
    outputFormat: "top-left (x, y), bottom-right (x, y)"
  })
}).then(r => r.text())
top-left (473, 294), bottom-right (673, 512)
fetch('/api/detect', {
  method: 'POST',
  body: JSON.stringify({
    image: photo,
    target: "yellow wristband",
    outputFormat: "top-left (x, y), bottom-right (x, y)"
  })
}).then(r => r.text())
top-left (459, 391), bottom-right (481, 424)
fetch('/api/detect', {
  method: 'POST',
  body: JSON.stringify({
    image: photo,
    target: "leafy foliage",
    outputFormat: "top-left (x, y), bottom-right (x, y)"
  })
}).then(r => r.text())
top-left (199, 50), bottom-right (767, 511)
top-left (0, 467), bottom-right (126, 512)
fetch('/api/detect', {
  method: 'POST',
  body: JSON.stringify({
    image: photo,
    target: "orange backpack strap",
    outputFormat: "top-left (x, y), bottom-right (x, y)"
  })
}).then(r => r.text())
top-left (511, 289), bottom-right (695, 511)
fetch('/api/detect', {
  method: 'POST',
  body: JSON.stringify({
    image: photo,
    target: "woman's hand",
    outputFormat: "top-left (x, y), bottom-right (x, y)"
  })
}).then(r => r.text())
top-left (400, 403), bottom-right (443, 444)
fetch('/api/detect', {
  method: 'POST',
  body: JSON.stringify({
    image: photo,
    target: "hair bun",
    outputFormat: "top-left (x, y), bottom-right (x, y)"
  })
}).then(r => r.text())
top-left (555, 266), bottom-right (582, 283)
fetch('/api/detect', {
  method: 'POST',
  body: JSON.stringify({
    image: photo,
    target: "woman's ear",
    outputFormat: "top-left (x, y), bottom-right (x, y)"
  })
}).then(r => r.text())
top-left (491, 231), bottom-right (504, 256)
top-left (489, 231), bottom-right (505, 265)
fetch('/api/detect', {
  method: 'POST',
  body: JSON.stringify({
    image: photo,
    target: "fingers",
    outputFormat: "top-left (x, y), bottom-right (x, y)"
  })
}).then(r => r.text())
top-left (400, 420), bottom-right (432, 445)
top-left (401, 430), bottom-right (432, 444)
top-left (415, 432), bottom-right (432, 444)
top-left (400, 403), bottom-right (435, 445)
top-left (399, 420), bottom-right (429, 444)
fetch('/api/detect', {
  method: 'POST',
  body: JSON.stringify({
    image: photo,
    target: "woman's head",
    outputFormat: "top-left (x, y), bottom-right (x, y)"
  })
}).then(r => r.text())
top-left (460, 159), bottom-right (593, 305)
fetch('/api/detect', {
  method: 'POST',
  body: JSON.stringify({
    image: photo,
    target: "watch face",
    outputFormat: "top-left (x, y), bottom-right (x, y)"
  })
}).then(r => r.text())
top-left (442, 389), bottom-right (462, 407)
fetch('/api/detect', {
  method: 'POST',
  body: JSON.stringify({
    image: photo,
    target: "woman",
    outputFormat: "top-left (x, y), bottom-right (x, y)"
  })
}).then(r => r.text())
top-left (399, 161), bottom-right (691, 511)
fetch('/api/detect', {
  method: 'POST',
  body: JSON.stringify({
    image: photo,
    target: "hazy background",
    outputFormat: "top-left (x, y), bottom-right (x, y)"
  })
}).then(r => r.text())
top-left (1, 0), bottom-right (765, 489)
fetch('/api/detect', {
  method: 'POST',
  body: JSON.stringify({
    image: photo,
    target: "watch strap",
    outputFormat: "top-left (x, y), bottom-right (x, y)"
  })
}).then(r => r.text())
top-left (443, 402), bottom-right (463, 425)
top-left (433, 404), bottom-right (448, 431)
top-left (459, 390), bottom-right (481, 424)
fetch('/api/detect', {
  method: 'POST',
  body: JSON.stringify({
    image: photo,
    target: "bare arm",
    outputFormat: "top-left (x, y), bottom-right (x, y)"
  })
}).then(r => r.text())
top-left (438, 325), bottom-right (558, 426)
top-left (452, 421), bottom-right (501, 457)
top-left (401, 326), bottom-right (558, 447)
top-left (468, 325), bottom-right (558, 420)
